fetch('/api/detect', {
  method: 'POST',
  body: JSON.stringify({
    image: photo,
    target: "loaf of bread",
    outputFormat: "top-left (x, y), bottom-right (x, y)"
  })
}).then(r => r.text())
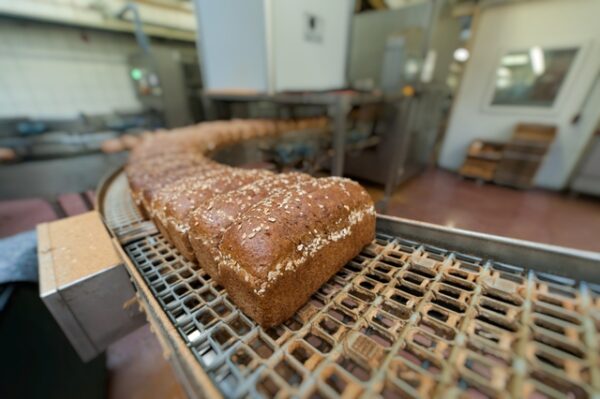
top-left (126, 153), bottom-right (208, 216)
top-left (218, 177), bottom-right (375, 327)
top-left (149, 167), bottom-right (234, 239)
top-left (188, 172), bottom-right (312, 281)
top-left (158, 169), bottom-right (273, 261)
top-left (140, 162), bottom-right (226, 215)
top-left (124, 118), bottom-right (377, 328)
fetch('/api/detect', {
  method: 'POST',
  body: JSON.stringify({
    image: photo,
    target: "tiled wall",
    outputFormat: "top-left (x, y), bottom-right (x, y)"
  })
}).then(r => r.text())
top-left (0, 19), bottom-right (143, 119)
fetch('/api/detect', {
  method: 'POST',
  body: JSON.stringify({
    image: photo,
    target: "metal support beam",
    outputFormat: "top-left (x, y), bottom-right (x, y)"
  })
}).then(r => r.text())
top-left (378, 97), bottom-right (417, 212)
top-left (329, 95), bottom-right (351, 176)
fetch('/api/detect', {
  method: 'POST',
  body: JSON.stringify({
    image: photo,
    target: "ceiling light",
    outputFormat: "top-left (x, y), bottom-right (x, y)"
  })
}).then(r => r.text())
top-left (530, 46), bottom-right (546, 75)
top-left (453, 47), bottom-right (469, 62)
top-left (501, 54), bottom-right (529, 66)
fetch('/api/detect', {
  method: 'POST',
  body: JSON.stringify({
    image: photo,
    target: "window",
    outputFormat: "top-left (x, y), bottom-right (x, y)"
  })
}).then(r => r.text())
top-left (491, 47), bottom-right (579, 107)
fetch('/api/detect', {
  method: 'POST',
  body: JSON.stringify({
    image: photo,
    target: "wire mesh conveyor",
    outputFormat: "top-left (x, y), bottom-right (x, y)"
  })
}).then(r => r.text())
top-left (100, 170), bottom-right (600, 399)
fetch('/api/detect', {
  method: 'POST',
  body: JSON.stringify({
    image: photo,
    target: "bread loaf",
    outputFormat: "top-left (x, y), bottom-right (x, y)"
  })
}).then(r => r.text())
top-left (218, 177), bottom-right (376, 327)
top-left (126, 153), bottom-right (207, 211)
top-left (188, 172), bottom-right (312, 281)
top-left (140, 162), bottom-right (225, 215)
top-left (150, 166), bottom-right (235, 243)
top-left (138, 165), bottom-right (228, 239)
top-left (124, 118), bottom-right (377, 328)
top-left (159, 169), bottom-right (273, 260)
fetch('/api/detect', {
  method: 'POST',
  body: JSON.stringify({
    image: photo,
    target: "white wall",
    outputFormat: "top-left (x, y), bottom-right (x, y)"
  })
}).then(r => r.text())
top-left (0, 19), bottom-right (142, 119)
top-left (439, 0), bottom-right (600, 189)
top-left (0, 0), bottom-right (196, 40)
top-left (0, 18), bottom-right (197, 119)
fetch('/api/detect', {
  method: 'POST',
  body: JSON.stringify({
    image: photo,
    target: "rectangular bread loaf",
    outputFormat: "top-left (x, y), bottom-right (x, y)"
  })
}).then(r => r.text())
top-left (126, 153), bottom-right (207, 217)
top-left (147, 166), bottom-right (232, 240)
top-left (160, 169), bottom-right (273, 261)
top-left (188, 172), bottom-right (312, 281)
top-left (140, 162), bottom-right (224, 213)
top-left (151, 167), bottom-right (235, 241)
top-left (218, 177), bottom-right (376, 327)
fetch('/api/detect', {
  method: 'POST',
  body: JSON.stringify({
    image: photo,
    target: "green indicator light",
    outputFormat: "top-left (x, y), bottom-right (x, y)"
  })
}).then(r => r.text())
top-left (131, 68), bottom-right (143, 80)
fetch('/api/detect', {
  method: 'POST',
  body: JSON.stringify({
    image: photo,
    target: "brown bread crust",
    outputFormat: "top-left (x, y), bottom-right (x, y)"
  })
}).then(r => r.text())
top-left (150, 167), bottom-right (235, 243)
top-left (142, 162), bottom-right (226, 214)
top-left (220, 213), bottom-right (373, 327)
top-left (218, 177), bottom-right (375, 327)
top-left (162, 169), bottom-right (273, 260)
top-left (188, 172), bottom-right (312, 281)
top-left (126, 153), bottom-right (208, 209)
top-left (150, 167), bottom-right (235, 241)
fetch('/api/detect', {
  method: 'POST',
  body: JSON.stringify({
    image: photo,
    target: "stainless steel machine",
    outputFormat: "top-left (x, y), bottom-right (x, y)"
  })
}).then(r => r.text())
top-left (119, 2), bottom-right (203, 128)
top-left (128, 49), bottom-right (203, 128)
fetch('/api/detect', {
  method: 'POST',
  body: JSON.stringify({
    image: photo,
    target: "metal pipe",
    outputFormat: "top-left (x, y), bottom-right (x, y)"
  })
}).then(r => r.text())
top-left (116, 2), bottom-right (151, 55)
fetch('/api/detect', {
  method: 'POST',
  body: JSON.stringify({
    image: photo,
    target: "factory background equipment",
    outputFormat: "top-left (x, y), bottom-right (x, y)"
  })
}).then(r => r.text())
top-left (201, 88), bottom-right (447, 210)
top-left (121, 2), bottom-right (204, 128)
top-left (128, 49), bottom-right (203, 128)
top-left (0, 112), bottom-right (160, 201)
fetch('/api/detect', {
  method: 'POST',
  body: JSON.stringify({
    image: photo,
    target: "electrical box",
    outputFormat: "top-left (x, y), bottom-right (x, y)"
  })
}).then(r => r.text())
top-left (194, 0), bottom-right (353, 93)
top-left (128, 48), bottom-right (202, 128)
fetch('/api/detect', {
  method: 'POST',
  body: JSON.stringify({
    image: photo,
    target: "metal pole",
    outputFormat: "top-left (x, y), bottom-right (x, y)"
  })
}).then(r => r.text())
top-left (378, 97), bottom-right (417, 212)
top-left (201, 95), bottom-right (217, 121)
top-left (117, 2), bottom-right (151, 55)
top-left (329, 95), bottom-right (351, 176)
top-left (420, 0), bottom-right (440, 61)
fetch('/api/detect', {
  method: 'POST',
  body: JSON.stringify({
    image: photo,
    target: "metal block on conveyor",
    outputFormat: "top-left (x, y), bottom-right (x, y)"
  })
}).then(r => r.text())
top-left (344, 330), bottom-right (386, 366)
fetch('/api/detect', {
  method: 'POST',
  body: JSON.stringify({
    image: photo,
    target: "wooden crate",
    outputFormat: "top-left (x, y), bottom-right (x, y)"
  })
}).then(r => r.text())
top-left (459, 140), bottom-right (505, 181)
top-left (493, 124), bottom-right (556, 189)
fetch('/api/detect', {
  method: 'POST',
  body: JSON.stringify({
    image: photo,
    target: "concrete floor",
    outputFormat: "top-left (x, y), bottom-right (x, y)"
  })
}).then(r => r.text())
top-left (104, 167), bottom-right (600, 399)
top-left (367, 167), bottom-right (600, 252)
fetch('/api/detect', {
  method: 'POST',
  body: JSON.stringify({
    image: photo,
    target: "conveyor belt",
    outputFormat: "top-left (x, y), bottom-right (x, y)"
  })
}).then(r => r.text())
top-left (100, 169), bottom-right (600, 399)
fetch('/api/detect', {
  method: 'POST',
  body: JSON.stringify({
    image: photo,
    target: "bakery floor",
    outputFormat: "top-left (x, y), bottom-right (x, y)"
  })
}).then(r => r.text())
top-left (105, 166), bottom-right (600, 399)
top-left (365, 167), bottom-right (600, 253)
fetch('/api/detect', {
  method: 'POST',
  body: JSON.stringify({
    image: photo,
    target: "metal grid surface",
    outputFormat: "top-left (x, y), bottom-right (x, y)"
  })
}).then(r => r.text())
top-left (102, 172), bottom-right (157, 243)
top-left (103, 171), bottom-right (600, 399)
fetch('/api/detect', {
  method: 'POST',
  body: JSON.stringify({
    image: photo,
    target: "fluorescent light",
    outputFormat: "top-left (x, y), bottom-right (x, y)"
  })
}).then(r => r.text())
top-left (421, 50), bottom-right (437, 83)
top-left (453, 47), bottom-right (469, 62)
top-left (497, 67), bottom-right (511, 78)
top-left (530, 46), bottom-right (545, 75)
top-left (501, 54), bottom-right (529, 66)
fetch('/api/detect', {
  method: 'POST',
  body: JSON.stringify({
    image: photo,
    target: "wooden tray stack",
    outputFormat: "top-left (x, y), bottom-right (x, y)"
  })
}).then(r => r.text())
top-left (459, 123), bottom-right (556, 188)
top-left (458, 140), bottom-right (505, 182)
top-left (494, 123), bottom-right (556, 189)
